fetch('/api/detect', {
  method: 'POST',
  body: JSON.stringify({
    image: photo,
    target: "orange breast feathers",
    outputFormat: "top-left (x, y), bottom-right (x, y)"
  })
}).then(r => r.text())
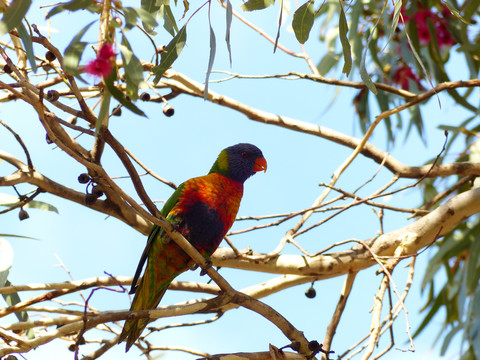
top-left (171, 173), bottom-right (244, 231)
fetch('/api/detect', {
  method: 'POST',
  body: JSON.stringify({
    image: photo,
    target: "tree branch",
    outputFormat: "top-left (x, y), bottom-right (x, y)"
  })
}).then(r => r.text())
top-left (212, 187), bottom-right (480, 275)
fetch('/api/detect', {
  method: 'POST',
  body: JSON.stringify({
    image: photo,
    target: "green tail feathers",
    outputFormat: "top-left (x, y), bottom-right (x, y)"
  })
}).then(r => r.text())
top-left (118, 273), bottom-right (169, 352)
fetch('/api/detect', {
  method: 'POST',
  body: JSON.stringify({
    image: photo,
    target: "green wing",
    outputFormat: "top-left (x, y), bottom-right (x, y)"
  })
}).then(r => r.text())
top-left (129, 183), bottom-right (185, 294)
top-left (160, 182), bottom-right (184, 217)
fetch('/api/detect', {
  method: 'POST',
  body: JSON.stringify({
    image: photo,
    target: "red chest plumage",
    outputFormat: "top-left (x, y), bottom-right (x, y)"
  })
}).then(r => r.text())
top-left (169, 173), bottom-right (244, 250)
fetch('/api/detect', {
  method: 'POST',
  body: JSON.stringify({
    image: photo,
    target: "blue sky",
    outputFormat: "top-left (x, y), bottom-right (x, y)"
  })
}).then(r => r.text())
top-left (0, 2), bottom-right (472, 359)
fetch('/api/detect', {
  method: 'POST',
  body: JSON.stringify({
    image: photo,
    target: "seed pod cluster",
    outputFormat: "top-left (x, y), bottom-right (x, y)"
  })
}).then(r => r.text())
top-left (77, 173), bottom-right (104, 205)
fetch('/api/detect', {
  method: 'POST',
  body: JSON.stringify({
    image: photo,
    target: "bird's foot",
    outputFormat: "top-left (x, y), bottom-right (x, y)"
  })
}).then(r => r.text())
top-left (200, 259), bottom-right (213, 276)
top-left (188, 262), bottom-right (199, 271)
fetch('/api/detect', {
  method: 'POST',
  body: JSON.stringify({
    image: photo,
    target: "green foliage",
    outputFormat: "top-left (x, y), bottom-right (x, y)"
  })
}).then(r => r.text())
top-left (292, 1), bottom-right (315, 44)
top-left (338, 2), bottom-right (351, 76)
top-left (416, 217), bottom-right (480, 358)
top-left (241, 0), bottom-right (275, 12)
top-left (16, 22), bottom-right (37, 72)
top-left (104, 73), bottom-right (146, 117)
top-left (205, 9), bottom-right (217, 99)
top-left (1, 3), bottom-right (480, 357)
top-left (0, 193), bottom-right (59, 213)
top-left (152, 25), bottom-right (187, 83)
top-left (0, 238), bottom-right (34, 340)
top-left (46, 0), bottom-right (97, 19)
top-left (225, 0), bottom-right (233, 64)
top-left (0, 0), bottom-right (31, 35)
top-left (119, 35), bottom-right (145, 99)
top-left (63, 21), bottom-right (96, 76)
top-left (0, 0), bottom-right (36, 71)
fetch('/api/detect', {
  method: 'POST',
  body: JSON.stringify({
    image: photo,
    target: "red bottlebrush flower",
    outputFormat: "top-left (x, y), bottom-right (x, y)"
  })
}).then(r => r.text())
top-left (393, 65), bottom-right (420, 91)
top-left (414, 9), bottom-right (436, 44)
top-left (85, 58), bottom-right (112, 78)
top-left (85, 43), bottom-right (116, 78)
top-left (98, 43), bottom-right (116, 60)
top-left (441, 6), bottom-right (452, 18)
top-left (409, 8), bottom-right (456, 48)
top-left (436, 21), bottom-right (456, 47)
top-left (399, 8), bottom-right (411, 23)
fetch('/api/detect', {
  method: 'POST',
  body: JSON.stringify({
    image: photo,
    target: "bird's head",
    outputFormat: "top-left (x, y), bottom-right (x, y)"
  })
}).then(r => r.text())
top-left (210, 143), bottom-right (267, 183)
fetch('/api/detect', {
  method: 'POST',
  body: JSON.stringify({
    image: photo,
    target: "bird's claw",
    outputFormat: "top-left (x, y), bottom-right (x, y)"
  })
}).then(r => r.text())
top-left (200, 259), bottom-right (213, 276)
top-left (188, 262), bottom-right (199, 271)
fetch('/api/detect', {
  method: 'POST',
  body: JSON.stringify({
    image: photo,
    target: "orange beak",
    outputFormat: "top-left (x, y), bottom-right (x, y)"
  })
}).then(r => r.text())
top-left (253, 156), bottom-right (267, 173)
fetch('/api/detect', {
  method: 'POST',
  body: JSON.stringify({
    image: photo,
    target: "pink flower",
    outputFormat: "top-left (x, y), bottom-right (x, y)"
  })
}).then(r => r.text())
top-left (399, 8), bottom-right (411, 23)
top-left (98, 43), bottom-right (116, 60)
top-left (401, 8), bottom-right (457, 49)
top-left (436, 20), bottom-right (456, 47)
top-left (441, 6), bottom-right (452, 18)
top-left (85, 43), bottom-right (116, 78)
top-left (414, 9), bottom-right (436, 44)
top-left (393, 65), bottom-right (420, 91)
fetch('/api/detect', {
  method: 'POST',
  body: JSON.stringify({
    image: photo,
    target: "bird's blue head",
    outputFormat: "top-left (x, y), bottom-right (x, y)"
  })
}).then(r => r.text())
top-left (210, 143), bottom-right (267, 183)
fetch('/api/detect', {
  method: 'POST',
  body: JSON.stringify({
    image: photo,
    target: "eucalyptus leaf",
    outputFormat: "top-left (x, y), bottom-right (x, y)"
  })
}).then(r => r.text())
top-left (360, 55), bottom-right (376, 94)
top-left (204, 15), bottom-right (216, 99)
top-left (406, 104), bottom-right (424, 142)
top-left (0, 193), bottom-right (59, 213)
top-left (123, 7), bottom-right (138, 31)
top-left (47, 0), bottom-right (94, 18)
top-left (133, 7), bottom-right (158, 34)
top-left (338, 1), bottom-right (351, 76)
top-left (376, 89), bottom-right (393, 143)
top-left (1, 279), bottom-right (35, 339)
top-left (359, 9), bottom-right (381, 94)
top-left (142, 0), bottom-right (160, 13)
top-left (16, 22), bottom-right (37, 72)
top-left (317, 51), bottom-right (340, 76)
top-left (466, 237), bottom-right (480, 293)
top-left (348, 0), bottom-right (362, 68)
top-left (440, 324), bottom-right (463, 355)
top-left (441, 1), bottom-right (473, 25)
top-left (0, 234), bottom-right (38, 240)
top-left (225, 0), bottom-right (233, 65)
top-left (0, 238), bottom-right (13, 286)
top-left (104, 74), bottom-right (146, 117)
top-left (152, 25), bottom-right (187, 83)
top-left (163, 5), bottom-right (179, 36)
top-left (120, 35), bottom-right (144, 99)
top-left (0, 0), bottom-right (31, 35)
top-left (96, 91), bottom-right (111, 133)
top-left (422, 231), bottom-right (471, 289)
top-left (292, 0), bottom-right (315, 44)
top-left (385, 0), bottom-right (402, 47)
top-left (413, 286), bottom-right (446, 338)
top-left (63, 21), bottom-right (96, 76)
top-left (241, 0), bottom-right (275, 12)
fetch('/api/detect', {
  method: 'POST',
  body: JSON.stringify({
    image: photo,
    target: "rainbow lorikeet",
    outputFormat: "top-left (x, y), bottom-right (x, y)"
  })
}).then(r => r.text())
top-left (118, 143), bottom-right (267, 351)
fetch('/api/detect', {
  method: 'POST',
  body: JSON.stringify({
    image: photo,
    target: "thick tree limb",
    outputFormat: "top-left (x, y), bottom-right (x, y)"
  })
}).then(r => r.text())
top-left (212, 187), bottom-right (480, 275)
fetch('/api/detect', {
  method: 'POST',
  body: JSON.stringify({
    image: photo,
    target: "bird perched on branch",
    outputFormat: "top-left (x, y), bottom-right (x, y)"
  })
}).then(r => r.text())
top-left (118, 143), bottom-right (267, 351)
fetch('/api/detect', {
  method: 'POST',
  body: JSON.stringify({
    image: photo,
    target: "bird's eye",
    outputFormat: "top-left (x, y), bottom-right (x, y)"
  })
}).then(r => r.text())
top-left (241, 151), bottom-right (248, 158)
